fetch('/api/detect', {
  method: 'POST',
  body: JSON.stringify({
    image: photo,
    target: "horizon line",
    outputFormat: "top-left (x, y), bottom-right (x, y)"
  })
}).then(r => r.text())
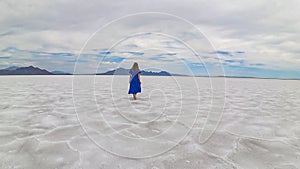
top-left (1, 65), bottom-right (299, 81)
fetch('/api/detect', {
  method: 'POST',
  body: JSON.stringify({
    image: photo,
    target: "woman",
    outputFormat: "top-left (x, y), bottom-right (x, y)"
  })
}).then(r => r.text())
top-left (128, 62), bottom-right (141, 100)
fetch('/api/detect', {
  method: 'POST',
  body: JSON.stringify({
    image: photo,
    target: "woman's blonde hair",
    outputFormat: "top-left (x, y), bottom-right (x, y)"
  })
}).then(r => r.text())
top-left (131, 62), bottom-right (139, 73)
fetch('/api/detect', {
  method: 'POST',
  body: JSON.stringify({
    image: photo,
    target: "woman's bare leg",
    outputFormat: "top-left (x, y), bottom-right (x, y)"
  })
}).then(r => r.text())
top-left (133, 94), bottom-right (136, 100)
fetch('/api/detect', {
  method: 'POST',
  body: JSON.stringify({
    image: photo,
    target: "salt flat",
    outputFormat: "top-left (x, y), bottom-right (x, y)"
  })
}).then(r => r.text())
top-left (0, 76), bottom-right (299, 169)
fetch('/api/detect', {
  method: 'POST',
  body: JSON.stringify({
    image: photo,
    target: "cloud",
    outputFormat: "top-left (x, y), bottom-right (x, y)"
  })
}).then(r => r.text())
top-left (0, 0), bottom-right (299, 78)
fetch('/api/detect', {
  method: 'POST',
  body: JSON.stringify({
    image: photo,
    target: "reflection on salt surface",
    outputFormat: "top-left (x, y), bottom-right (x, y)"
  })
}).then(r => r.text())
top-left (0, 76), bottom-right (299, 168)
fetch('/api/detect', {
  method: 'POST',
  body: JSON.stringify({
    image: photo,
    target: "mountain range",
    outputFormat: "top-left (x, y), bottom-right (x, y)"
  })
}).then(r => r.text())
top-left (96, 67), bottom-right (182, 76)
top-left (0, 66), bottom-right (71, 75)
top-left (0, 66), bottom-right (181, 76)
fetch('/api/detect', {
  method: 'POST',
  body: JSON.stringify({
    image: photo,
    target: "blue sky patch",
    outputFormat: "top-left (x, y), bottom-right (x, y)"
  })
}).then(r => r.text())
top-left (102, 56), bottom-right (125, 63)
top-left (214, 51), bottom-right (231, 56)
top-left (67, 59), bottom-right (88, 63)
top-left (100, 51), bottom-right (112, 55)
top-left (157, 53), bottom-right (177, 56)
top-left (126, 51), bottom-right (144, 55)
top-left (0, 56), bottom-right (10, 59)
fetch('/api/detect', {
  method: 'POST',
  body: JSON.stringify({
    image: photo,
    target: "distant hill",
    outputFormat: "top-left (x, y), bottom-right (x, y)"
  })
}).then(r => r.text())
top-left (96, 67), bottom-right (184, 76)
top-left (0, 66), bottom-right (53, 75)
top-left (51, 70), bottom-right (72, 75)
top-left (140, 70), bottom-right (171, 76)
top-left (97, 67), bottom-right (130, 75)
top-left (0, 66), bottom-right (73, 75)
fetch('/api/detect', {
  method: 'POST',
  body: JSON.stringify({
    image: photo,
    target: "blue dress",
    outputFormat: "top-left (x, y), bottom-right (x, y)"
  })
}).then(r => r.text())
top-left (128, 69), bottom-right (141, 94)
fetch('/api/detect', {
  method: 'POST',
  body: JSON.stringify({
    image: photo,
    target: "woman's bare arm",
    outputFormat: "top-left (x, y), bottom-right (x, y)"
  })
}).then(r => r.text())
top-left (129, 74), bottom-right (132, 83)
top-left (138, 73), bottom-right (141, 84)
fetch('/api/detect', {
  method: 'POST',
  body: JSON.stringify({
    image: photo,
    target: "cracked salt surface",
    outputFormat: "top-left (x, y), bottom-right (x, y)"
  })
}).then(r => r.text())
top-left (0, 76), bottom-right (299, 168)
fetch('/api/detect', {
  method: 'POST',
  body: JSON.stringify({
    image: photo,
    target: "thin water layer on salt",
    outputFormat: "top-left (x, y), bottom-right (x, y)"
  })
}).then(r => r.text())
top-left (0, 76), bottom-right (299, 168)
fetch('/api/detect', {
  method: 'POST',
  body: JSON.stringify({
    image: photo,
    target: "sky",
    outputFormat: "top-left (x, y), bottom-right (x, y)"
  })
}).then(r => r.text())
top-left (0, 0), bottom-right (300, 78)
